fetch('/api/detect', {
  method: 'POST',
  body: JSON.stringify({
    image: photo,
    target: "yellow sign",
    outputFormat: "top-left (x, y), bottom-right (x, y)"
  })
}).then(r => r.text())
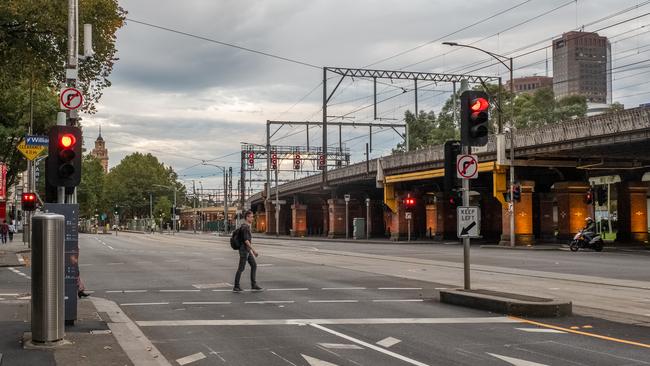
top-left (17, 140), bottom-right (46, 160)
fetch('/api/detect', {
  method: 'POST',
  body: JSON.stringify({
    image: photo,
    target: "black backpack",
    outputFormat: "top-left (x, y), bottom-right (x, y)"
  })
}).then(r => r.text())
top-left (230, 227), bottom-right (241, 250)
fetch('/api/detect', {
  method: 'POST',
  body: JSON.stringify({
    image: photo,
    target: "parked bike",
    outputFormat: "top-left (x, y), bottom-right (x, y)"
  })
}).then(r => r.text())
top-left (569, 230), bottom-right (604, 252)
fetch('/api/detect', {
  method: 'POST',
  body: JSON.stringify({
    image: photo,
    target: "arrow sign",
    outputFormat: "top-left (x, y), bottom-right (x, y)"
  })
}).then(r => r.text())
top-left (460, 221), bottom-right (476, 236)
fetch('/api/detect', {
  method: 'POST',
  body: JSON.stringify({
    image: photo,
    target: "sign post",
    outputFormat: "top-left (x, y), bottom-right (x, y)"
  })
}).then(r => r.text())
top-left (344, 194), bottom-right (350, 239)
top-left (456, 152), bottom-right (480, 290)
top-left (405, 211), bottom-right (412, 242)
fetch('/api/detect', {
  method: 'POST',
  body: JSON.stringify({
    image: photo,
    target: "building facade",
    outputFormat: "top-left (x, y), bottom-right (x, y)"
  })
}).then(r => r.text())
top-left (90, 126), bottom-right (109, 173)
top-left (553, 31), bottom-right (612, 104)
top-left (507, 76), bottom-right (553, 94)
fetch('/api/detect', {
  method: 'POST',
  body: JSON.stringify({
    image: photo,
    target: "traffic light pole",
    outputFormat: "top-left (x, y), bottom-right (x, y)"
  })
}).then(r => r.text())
top-left (462, 145), bottom-right (471, 290)
top-left (509, 129), bottom-right (515, 247)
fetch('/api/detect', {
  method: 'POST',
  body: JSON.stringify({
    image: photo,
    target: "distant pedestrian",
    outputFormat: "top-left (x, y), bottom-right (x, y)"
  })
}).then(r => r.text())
top-left (8, 221), bottom-right (15, 242)
top-left (233, 210), bottom-right (262, 292)
top-left (0, 220), bottom-right (8, 244)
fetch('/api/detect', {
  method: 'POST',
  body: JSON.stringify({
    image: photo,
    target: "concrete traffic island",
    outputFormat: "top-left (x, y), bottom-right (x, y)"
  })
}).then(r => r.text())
top-left (439, 289), bottom-right (572, 317)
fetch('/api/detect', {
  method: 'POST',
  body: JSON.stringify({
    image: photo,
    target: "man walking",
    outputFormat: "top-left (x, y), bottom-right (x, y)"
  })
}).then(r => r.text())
top-left (233, 210), bottom-right (262, 292)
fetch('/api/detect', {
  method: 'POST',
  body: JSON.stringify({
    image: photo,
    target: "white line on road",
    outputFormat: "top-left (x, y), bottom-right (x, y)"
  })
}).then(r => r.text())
top-left (378, 287), bottom-right (422, 290)
top-left (159, 290), bottom-right (201, 293)
top-left (309, 300), bottom-right (359, 303)
top-left (322, 287), bottom-right (366, 290)
top-left (182, 302), bottom-right (232, 305)
top-left (487, 353), bottom-right (548, 366)
top-left (106, 290), bottom-right (148, 293)
top-left (434, 287), bottom-right (448, 290)
top-left (176, 352), bottom-right (206, 365)
top-left (317, 343), bottom-right (364, 350)
top-left (107, 262), bottom-right (124, 265)
top-left (0, 293), bottom-right (19, 296)
top-left (257, 263), bottom-right (273, 267)
top-left (121, 302), bottom-right (169, 306)
top-left (266, 288), bottom-right (309, 291)
top-left (245, 301), bottom-right (295, 304)
top-left (311, 323), bottom-right (429, 366)
top-left (137, 317), bottom-right (518, 327)
top-left (376, 337), bottom-right (401, 348)
top-left (302, 354), bottom-right (338, 366)
top-left (516, 328), bottom-right (566, 334)
top-left (372, 299), bottom-right (424, 303)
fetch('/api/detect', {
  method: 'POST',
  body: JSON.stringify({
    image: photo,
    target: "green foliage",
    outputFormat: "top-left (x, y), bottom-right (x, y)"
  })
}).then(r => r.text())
top-left (78, 155), bottom-right (105, 217)
top-left (0, 0), bottom-right (125, 189)
top-left (153, 196), bottom-right (172, 221)
top-left (103, 153), bottom-right (186, 220)
top-left (607, 102), bottom-right (625, 113)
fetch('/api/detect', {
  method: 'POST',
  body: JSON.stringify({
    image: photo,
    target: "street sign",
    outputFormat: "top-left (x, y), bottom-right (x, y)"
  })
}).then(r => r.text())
top-left (456, 154), bottom-right (478, 179)
top-left (344, 194), bottom-right (350, 202)
top-left (17, 139), bottom-right (46, 160)
top-left (405, 212), bottom-right (412, 220)
top-left (25, 135), bottom-right (49, 146)
top-left (271, 200), bottom-right (286, 205)
top-left (457, 206), bottom-right (480, 238)
top-left (60, 87), bottom-right (83, 110)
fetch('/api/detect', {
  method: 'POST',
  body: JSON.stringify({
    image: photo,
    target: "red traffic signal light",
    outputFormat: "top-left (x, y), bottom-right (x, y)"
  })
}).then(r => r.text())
top-left (60, 133), bottom-right (76, 148)
top-left (460, 91), bottom-right (490, 147)
top-left (293, 153), bottom-right (301, 170)
top-left (247, 152), bottom-right (255, 167)
top-left (271, 152), bottom-right (278, 170)
top-left (47, 125), bottom-right (82, 187)
top-left (318, 154), bottom-right (326, 170)
top-left (404, 194), bottom-right (416, 208)
top-left (21, 192), bottom-right (37, 211)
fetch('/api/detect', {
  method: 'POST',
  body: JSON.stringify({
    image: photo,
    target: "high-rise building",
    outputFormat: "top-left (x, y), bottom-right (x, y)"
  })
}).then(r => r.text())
top-left (552, 31), bottom-right (611, 104)
top-left (90, 125), bottom-right (109, 173)
top-left (507, 76), bottom-right (553, 95)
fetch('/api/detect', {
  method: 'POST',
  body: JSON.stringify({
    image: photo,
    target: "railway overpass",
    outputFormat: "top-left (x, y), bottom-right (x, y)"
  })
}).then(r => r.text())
top-left (247, 107), bottom-right (650, 245)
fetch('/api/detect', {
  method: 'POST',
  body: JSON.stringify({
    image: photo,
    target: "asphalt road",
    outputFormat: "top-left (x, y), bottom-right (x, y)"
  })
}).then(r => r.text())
top-left (31, 232), bottom-right (650, 365)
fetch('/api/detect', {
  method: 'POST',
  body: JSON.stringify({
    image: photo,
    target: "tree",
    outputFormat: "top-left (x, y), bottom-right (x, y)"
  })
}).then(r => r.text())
top-left (153, 196), bottom-right (172, 223)
top-left (77, 155), bottom-right (105, 218)
top-left (103, 153), bottom-right (186, 220)
top-left (607, 102), bottom-right (625, 113)
top-left (0, 0), bottom-right (125, 192)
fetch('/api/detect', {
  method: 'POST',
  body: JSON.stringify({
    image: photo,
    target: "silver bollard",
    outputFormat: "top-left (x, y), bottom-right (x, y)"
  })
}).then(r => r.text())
top-left (31, 213), bottom-right (65, 343)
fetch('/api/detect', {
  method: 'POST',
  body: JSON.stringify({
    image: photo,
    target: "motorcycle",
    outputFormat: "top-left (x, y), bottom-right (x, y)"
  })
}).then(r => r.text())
top-left (569, 230), bottom-right (604, 252)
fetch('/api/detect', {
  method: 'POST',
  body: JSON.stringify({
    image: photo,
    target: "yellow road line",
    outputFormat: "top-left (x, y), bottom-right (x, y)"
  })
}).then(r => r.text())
top-left (509, 316), bottom-right (650, 349)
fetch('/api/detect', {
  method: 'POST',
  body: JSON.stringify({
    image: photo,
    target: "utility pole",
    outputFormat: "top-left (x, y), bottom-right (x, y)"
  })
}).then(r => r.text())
top-left (192, 180), bottom-right (196, 234)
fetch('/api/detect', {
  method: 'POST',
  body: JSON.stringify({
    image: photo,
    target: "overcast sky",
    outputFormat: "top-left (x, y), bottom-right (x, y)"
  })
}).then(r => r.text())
top-left (82, 0), bottom-right (650, 195)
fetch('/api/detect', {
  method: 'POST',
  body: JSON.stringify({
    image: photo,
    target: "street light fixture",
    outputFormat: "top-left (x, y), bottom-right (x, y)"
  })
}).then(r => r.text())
top-left (443, 41), bottom-right (516, 247)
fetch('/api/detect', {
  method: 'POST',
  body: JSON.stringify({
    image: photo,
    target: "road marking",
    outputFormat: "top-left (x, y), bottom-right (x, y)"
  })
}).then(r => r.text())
top-left (510, 316), bottom-right (650, 349)
top-left (376, 336), bottom-right (401, 348)
top-left (309, 300), bottom-right (359, 303)
top-left (245, 301), bottom-right (295, 304)
top-left (548, 288), bottom-right (560, 290)
top-left (90, 297), bottom-right (171, 366)
top-left (317, 343), bottom-right (364, 350)
top-left (487, 353), bottom-right (548, 366)
top-left (302, 354), bottom-right (339, 366)
top-left (0, 293), bottom-right (19, 296)
top-left (258, 263), bottom-right (273, 267)
top-left (311, 324), bottom-right (429, 366)
top-left (434, 287), bottom-right (447, 290)
top-left (121, 302), bottom-right (169, 306)
top-left (159, 289), bottom-right (200, 293)
top-left (378, 287), bottom-right (422, 290)
top-left (515, 328), bottom-right (566, 334)
top-left (372, 299), bottom-right (423, 303)
top-left (271, 351), bottom-right (299, 366)
top-left (106, 290), bottom-right (148, 293)
top-left (176, 352), bottom-right (206, 365)
top-left (137, 317), bottom-right (518, 327)
top-left (192, 283), bottom-right (231, 289)
top-left (213, 289), bottom-right (245, 292)
top-left (322, 287), bottom-right (366, 290)
top-left (182, 302), bottom-right (231, 305)
top-left (266, 288), bottom-right (309, 291)
top-left (107, 262), bottom-right (124, 265)
top-left (164, 259), bottom-right (180, 262)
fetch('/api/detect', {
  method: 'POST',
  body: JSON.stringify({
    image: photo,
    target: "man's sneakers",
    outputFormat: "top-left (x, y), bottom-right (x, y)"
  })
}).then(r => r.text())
top-left (251, 284), bottom-right (263, 291)
top-left (232, 286), bottom-right (243, 293)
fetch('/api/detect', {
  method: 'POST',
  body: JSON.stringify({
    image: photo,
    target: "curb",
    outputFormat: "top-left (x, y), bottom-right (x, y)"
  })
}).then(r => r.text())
top-left (440, 288), bottom-right (572, 318)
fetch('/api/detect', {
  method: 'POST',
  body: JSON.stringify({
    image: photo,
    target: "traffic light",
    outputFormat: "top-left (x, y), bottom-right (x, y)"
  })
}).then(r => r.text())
top-left (47, 125), bottom-right (82, 187)
top-left (247, 152), bottom-right (255, 168)
top-left (596, 186), bottom-right (607, 206)
top-left (460, 90), bottom-right (490, 147)
top-left (444, 140), bottom-right (461, 193)
top-left (293, 153), bottom-right (301, 170)
top-left (318, 154), bottom-right (326, 170)
top-left (585, 188), bottom-right (594, 205)
top-left (512, 184), bottom-right (521, 202)
top-left (271, 151), bottom-right (278, 170)
top-left (404, 194), bottom-right (416, 209)
top-left (448, 190), bottom-right (462, 207)
top-left (21, 192), bottom-right (37, 211)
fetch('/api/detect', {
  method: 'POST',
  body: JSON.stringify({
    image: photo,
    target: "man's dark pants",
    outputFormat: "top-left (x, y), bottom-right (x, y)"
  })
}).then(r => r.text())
top-left (234, 251), bottom-right (257, 287)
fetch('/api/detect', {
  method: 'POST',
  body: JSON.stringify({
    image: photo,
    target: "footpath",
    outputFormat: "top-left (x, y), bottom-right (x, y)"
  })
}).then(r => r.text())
top-left (0, 235), bottom-right (136, 366)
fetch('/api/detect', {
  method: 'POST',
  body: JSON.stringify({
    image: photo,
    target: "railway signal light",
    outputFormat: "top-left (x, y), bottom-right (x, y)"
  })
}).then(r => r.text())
top-left (318, 154), bottom-right (326, 170)
top-left (460, 90), bottom-right (490, 147)
top-left (271, 151), bottom-right (278, 170)
top-left (293, 153), bottom-right (301, 170)
top-left (47, 125), bottom-right (82, 187)
top-left (21, 192), bottom-right (37, 211)
top-left (247, 152), bottom-right (255, 168)
top-left (404, 194), bottom-right (416, 208)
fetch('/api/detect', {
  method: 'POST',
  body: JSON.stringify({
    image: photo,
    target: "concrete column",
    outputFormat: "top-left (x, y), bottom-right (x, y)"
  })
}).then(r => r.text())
top-left (254, 212), bottom-right (266, 233)
top-left (481, 195), bottom-right (502, 242)
top-left (553, 181), bottom-right (590, 241)
top-left (264, 201), bottom-right (275, 235)
top-left (538, 193), bottom-right (555, 242)
top-left (389, 194), bottom-right (409, 241)
top-left (616, 182), bottom-right (649, 244)
top-left (425, 203), bottom-right (437, 239)
top-left (500, 180), bottom-right (535, 246)
top-left (327, 198), bottom-right (346, 238)
top-left (322, 204), bottom-right (329, 237)
top-left (291, 203), bottom-right (307, 237)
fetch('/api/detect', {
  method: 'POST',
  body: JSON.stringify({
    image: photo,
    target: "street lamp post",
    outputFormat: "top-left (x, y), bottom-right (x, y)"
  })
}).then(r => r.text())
top-left (443, 41), bottom-right (516, 247)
